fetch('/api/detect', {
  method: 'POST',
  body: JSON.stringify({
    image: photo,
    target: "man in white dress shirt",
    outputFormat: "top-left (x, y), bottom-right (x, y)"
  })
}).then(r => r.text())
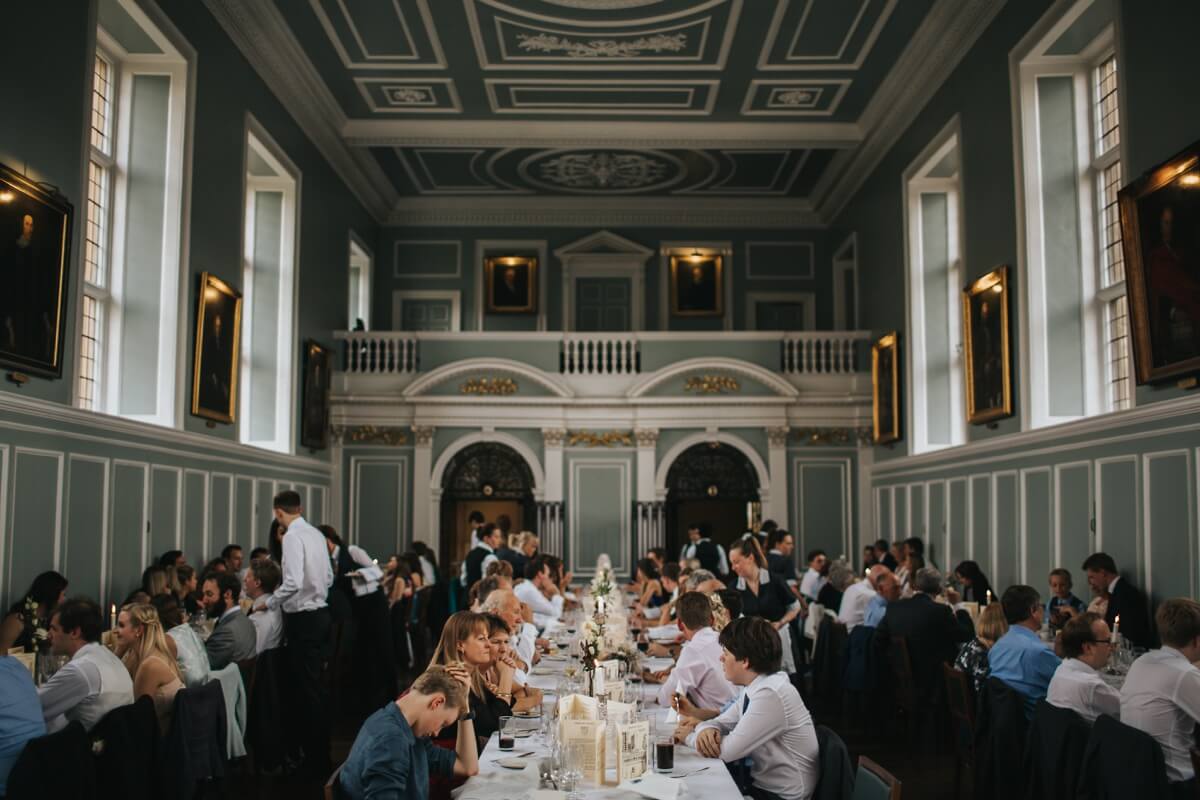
top-left (686, 616), bottom-right (819, 800)
top-left (798, 550), bottom-right (828, 602)
top-left (1046, 612), bottom-right (1120, 723)
top-left (481, 589), bottom-right (539, 689)
top-left (242, 557), bottom-right (284, 654)
top-left (651, 592), bottom-right (734, 712)
top-left (37, 599), bottom-right (133, 732)
top-left (264, 490), bottom-right (334, 778)
top-left (838, 565), bottom-right (886, 632)
top-left (514, 555), bottom-right (564, 630)
top-left (1120, 598), bottom-right (1200, 785)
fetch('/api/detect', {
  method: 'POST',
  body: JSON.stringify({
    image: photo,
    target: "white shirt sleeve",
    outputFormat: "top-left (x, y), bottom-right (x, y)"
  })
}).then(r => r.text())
top-left (1171, 666), bottom-right (1200, 723)
top-left (1091, 679), bottom-right (1122, 721)
top-left (712, 688), bottom-right (786, 762)
top-left (268, 529), bottom-right (306, 611)
top-left (517, 582), bottom-right (563, 624)
top-left (657, 646), bottom-right (703, 709)
top-left (690, 688), bottom-right (744, 745)
top-left (37, 657), bottom-right (100, 724)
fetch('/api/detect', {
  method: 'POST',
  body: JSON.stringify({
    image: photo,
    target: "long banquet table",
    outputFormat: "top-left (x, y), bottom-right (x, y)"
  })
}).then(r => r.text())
top-left (453, 617), bottom-right (742, 799)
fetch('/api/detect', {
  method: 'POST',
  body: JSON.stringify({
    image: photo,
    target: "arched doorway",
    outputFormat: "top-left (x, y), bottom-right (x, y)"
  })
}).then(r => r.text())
top-left (665, 442), bottom-right (761, 562)
top-left (438, 441), bottom-right (535, 568)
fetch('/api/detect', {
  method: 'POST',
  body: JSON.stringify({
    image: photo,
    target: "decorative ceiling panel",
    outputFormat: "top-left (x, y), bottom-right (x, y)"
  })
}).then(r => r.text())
top-left (485, 78), bottom-right (720, 115)
top-left (758, 0), bottom-right (897, 70)
top-left (310, 0), bottom-right (446, 69)
top-left (355, 78), bottom-right (463, 113)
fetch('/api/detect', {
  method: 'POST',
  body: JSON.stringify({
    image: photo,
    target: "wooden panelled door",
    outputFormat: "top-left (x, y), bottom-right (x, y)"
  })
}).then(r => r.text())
top-left (575, 277), bottom-right (632, 332)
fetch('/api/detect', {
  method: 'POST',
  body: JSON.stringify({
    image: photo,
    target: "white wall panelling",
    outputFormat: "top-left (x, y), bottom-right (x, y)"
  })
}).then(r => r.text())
top-left (568, 458), bottom-right (631, 579)
top-left (64, 455), bottom-right (110, 605)
top-left (1019, 467), bottom-right (1052, 586)
top-left (349, 456), bottom-right (410, 556)
top-left (791, 457), bottom-right (852, 562)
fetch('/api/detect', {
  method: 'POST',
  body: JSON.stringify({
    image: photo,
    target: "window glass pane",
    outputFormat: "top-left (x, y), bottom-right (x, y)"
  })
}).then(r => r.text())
top-left (85, 160), bottom-right (108, 287)
top-left (1106, 297), bottom-right (1131, 411)
top-left (1100, 160), bottom-right (1124, 286)
top-left (77, 294), bottom-right (101, 410)
top-left (348, 265), bottom-right (361, 325)
top-left (1095, 56), bottom-right (1119, 155)
top-left (91, 54), bottom-right (112, 155)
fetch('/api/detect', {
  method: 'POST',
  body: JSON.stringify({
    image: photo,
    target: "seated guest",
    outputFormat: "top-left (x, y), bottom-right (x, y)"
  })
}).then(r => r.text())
top-left (0, 570), bottom-right (68, 655)
top-left (684, 617), bottom-right (819, 800)
top-left (1046, 612), bottom-right (1119, 724)
top-left (633, 559), bottom-right (669, 612)
top-left (0, 654), bottom-right (46, 795)
top-left (242, 558), bottom-right (284, 654)
top-left (481, 613), bottom-right (541, 714)
top-left (480, 590), bottom-right (538, 681)
top-left (428, 611), bottom-right (514, 743)
top-left (988, 585), bottom-right (1061, 716)
top-left (201, 558), bottom-right (228, 579)
top-left (1083, 552), bottom-right (1152, 649)
top-left (644, 563), bottom-right (682, 622)
top-left (171, 564), bottom-right (201, 617)
top-left (954, 603), bottom-right (1009, 695)
top-left (839, 565), bottom-right (885, 631)
top-left (862, 569), bottom-right (900, 628)
top-left (766, 530), bottom-right (799, 590)
top-left (384, 554), bottom-right (416, 606)
top-left (647, 546), bottom-right (667, 571)
top-left (816, 560), bottom-right (854, 613)
top-left (514, 555), bottom-right (564, 628)
top-left (497, 532), bottom-right (527, 580)
top-left (1046, 568), bottom-right (1086, 629)
top-left (471, 575), bottom-right (512, 612)
top-left (412, 541), bottom-right (440, 587)
top-left (152, 594), bottom-right (208, 687)
top-left (113, 603), bottom-right (184, 733)
top-left (874, 568), bottom-right (968, 706)
top-left (200, 572), bottom-right (256, 670)
top-left (948, 560), bottom-right (992, 605)
top-left (38, 598), bottom-right (133, 732)
top-left (339, 665), bottom-right (479, 799)
top-left (683, 568), bottom-right (724, 596)
top-left (649, 592), bottom-right (734, 712)
top-left (158, 550), bottom-right (186, 569)
top-left (1120, 598), bottom-right (1200, 785)
top-left (728, 539), bottom-right (802, 632)
top-left (222, 544), bottom-right (244, 578)
top-left (798, 550), bottom-right (828, 602)
top-left (876, 539), bottom-right (898, 571)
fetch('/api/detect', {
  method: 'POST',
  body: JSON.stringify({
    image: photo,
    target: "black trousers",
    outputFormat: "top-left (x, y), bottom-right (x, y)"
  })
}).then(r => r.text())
top-left (284, 607), bottom-right (332, 772)
top-left (746, 785), bottom-right (787, 800)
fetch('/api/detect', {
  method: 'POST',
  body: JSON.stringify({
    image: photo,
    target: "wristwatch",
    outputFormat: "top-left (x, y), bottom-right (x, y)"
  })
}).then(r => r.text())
top-left (459, 710), bottom-right (475, 722)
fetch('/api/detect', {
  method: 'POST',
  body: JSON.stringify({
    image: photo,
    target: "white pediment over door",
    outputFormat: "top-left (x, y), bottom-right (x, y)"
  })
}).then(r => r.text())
top-left (555, 230), bottom-right (654, 332)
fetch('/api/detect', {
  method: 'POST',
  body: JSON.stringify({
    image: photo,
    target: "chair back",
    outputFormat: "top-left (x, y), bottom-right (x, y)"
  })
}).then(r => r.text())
top-left (324, 762), bottom-right (344, 800)
top-left (1025, 700), bottom-right (1089, 800)
top-left (237, 656), bottom-right (258, 700)
top-left (5, 721), bottom-right (97, 800)
top-left (812, 725), bottom-right (854, 800)
top-left (91, 695), bottom-right (158, 800)
top-left (1192, 748), bottom-right (1200, 800)
top-left (1078, 713), bottom-right (1169, 799)
top-left (245, 647), bottom-right (286, 772)
top-left (851, 756), bottom-right (901, 800)
top-left (942, 664), bottom-right (975, 763)
top-left (887, 636), bottom-right (916, 715)
top-left (160, 681), bottom-right (228, 797)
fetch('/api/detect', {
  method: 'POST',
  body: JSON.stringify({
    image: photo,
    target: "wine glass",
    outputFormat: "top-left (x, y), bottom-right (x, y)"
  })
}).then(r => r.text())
top-left (561, 741), bottom-right (586, 800)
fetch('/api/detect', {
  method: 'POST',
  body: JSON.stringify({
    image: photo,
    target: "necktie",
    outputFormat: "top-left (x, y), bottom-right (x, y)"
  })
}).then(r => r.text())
top-left (742, 693), bottom-right (750, 713)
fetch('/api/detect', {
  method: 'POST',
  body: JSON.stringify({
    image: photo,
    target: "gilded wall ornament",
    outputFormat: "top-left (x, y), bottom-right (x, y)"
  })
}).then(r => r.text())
top-left (633, 428), bottom-right (660, 448)
top-left (766, 426), bottom-right (791, 447)
top-left (515, 32), bottom-right (687, 58)
top-left (460, 377), bottom-right (518, 396)
top-left (387, 87), bottom-right (432, 105)
top-left (411, 426), bottom-right (435, 446)
top-left (567, 430), bottom-right (634, 448)
top-left (683, 375), bottom-right (740, 394)
top-left (542, 428), bottom-right (568, 447)
top-left (330, 425), bottom-right (409, 446)
top-left (791, 427), bottom-right (874, 447)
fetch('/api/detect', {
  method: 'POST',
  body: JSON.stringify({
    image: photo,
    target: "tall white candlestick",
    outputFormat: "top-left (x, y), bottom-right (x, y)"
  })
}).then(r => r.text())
top-left (986, 590), bottom-right (993, 605)
top-left (110, 603), bottom-right (117, 631)
top-left (1113, 615), bottom-right (1120, 637)
top-left (595, 668), bottom-right (606, 696)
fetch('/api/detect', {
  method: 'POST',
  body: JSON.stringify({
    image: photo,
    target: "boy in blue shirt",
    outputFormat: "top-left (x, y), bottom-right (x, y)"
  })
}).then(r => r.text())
top-left (1046, 568), bottom-right (1087, 629)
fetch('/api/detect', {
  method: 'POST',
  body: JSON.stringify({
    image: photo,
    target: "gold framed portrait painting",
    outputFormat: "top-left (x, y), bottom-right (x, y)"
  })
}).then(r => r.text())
top-left (1118, 139), bottom-right (1200, 384)
top-left (962, 265), bottom-right (1013, 424)
top-left (0, 161), bottom-right (72, 378)
top-left (872, 332), bottom-right (900, 444)
top-left (191, 272), bottom-right (242, 424)
top-left (485, 256), bottom-right (537, 313)
top-left (669, 253), bottom-right (723, 316)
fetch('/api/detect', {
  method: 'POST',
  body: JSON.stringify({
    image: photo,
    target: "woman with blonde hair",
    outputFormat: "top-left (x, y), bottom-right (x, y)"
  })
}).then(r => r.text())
top-left (428, 610), bottom-right (514, 744)
top-left (954, 602), bottom-right (1009, 695)
top-left (114, 603), bottom-right (185, 732)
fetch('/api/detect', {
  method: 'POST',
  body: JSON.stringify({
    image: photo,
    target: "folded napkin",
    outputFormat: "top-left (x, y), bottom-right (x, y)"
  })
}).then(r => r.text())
top-left (648, 626), bottom-right (681, 641)
top-left (620, 773), bottom-right (683, 800)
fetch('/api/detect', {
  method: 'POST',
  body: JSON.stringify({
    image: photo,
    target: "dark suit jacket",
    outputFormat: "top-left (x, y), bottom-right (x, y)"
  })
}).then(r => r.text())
top-left (205, 609), bottom-right (257, 670)
top-left (1105, 578), bottom-right (1153, 649)
top-left (873, 593), bottom-right (969, 704)
top-left (693, 539), bottom-right (722, 575)
top-left (767, 550), bottom-right (797, 584)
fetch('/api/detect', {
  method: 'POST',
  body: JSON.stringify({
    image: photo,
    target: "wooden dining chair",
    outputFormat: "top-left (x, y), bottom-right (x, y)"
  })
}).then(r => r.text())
top-left (852, 756), bottom-right (902, 800)
top-left (943, 664), bottom-right (975, 797)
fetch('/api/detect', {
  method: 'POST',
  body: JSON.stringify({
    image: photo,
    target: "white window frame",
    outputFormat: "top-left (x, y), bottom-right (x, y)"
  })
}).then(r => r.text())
top-left (901, 116), bottom-right (967, 454)
top-left (239, 116), bottom-right (301, 455)
top-left (1011, 0), bottom-right (1131, 430)
top-left (78, 0), bottom-right (193, 428)
top-left (348, 230), bottom-right (373, 330)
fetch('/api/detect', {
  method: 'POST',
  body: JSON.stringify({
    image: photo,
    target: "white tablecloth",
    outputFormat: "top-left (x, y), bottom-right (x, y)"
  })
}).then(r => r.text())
top-left (455, 624), bottom-right (741, 799)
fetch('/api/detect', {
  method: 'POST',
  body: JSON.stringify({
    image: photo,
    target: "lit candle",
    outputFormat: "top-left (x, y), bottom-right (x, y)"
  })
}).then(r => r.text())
top-left (109, 603), bottom-right (117, 631)
top-left (986, 590), bottom-right (993, 605)
top-left (1113, 615), bottom-right (1120, 638)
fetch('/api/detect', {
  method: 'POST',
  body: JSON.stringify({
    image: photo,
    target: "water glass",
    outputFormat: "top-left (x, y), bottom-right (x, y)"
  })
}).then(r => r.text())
top-left (561, 742), bottom-right (586, 800)
top-left (653, 735), bottom-right (675, 774)
top-left (498, 716), bottom-right (515, 751)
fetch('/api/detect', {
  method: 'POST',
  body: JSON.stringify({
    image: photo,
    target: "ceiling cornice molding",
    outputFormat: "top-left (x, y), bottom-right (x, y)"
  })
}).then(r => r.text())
top-left (342, 119), bottom-right (862, 150)
top-left (812, 0), bottom-right (1008, 223)
top-left (203, 0), bottom-right (397, 221)
top-left (385, 196), bottom-right (823, 228)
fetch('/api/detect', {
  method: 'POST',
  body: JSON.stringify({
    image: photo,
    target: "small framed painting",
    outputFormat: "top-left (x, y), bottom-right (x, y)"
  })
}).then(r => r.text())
top-left (872, 332), bottom-right (900, 445)
top-left (0, 162), bottom-right (72, 378)
top-left (191, 272), bottom-right (241, 424)
top-left (301, 339), bottom-right (331, 450)
top-left (485, 255), bottom-right (538, 313)
top-left (669, 253), bottom-right (723, 316)
top-left (1118, 139), bottom-right (1200, 384)
top-left (962, 265), bottom-right (1013, 424)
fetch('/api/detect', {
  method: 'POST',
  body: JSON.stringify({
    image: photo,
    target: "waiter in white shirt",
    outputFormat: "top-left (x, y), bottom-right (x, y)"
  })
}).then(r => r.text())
top-left (684, 616), bottom-right (819, 800)
top-left (649, 592), bottom-right (734, 712)
top-left (1119, 598), bottom-right (1200, 785)
top-left (264, 490), bottom-right (334, 778)
top-left (798, 550), bottom-right (828, 602)
top-left (1046, 612), bottom-right (1120, 724)
top-left (513, 555), bottom-right (565, 630)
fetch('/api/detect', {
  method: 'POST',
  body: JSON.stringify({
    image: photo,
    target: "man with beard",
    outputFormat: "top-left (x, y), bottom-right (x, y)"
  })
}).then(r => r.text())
top-left (200, 571), bottom-right (256, 670)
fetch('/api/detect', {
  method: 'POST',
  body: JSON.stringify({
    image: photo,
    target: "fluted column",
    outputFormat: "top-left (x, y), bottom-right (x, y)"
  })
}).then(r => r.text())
top-left (765, 426), bottom-right (790, 528)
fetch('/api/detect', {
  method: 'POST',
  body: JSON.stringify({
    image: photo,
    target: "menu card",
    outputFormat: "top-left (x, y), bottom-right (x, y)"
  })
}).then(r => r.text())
top-left (558, 693), bottom-right (599, 733)
top-left (617, 720), bottom-right (650, 782)
top-left (560, 718), bottom-right (605, 784)
top-left (598, 659), bottom-right (621, 683)
top-left (12, 651), bottom-right (35, 678)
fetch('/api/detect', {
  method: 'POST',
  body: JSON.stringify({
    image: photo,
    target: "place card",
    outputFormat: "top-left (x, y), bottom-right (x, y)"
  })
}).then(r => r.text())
top-left (617, 720), bottom-right (650, 782)
top-left (560, 718), bottom-right (605, 784)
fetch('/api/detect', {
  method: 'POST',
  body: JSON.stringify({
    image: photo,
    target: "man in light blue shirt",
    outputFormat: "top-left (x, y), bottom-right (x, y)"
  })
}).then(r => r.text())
top-left (988, 585), bottom-right (1061, 717)
top-left (0, 656), bottom-right (46, 794)
top-left (863, 570), bottom-right (900, 628)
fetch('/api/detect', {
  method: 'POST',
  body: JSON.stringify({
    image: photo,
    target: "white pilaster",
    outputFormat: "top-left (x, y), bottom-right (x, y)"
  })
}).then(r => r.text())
top-left (634, 428), bottom-right (659, 502)
top-left (856, 442), bottom-right (875, 553)
top-left (542, 429), bottom-right (565, 503)
top-left (412, 426), bottom-right (435, 550)
top-left (765, 427), bottom-right (790, 526)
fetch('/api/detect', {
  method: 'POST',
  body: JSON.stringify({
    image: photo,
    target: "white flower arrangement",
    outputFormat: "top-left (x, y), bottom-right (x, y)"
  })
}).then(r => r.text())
top-left (23, 597), bottom-right (49, 645)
